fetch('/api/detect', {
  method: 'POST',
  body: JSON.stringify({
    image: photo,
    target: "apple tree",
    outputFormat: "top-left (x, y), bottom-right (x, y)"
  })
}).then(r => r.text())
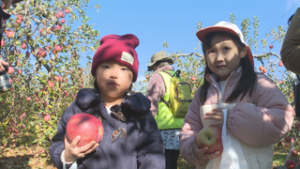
top-left (0, 0), bottom-right (99, 153)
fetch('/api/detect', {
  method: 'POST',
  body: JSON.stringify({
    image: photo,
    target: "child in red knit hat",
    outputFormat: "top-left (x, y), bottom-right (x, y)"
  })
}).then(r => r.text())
top-left (50, 34), bottom-right (165, 169)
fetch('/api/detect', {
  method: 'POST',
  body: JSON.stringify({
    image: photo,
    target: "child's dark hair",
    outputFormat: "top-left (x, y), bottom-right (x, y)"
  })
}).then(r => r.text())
top-left (200, 31), bottom-right (257, 104)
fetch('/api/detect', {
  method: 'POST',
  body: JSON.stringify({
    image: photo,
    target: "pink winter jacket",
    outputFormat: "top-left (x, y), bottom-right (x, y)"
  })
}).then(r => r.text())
top-left (179, 69), bottom-right (295, 168)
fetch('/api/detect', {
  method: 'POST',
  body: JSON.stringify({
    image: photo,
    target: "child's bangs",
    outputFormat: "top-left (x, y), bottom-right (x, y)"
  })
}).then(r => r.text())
top-left (202, 32), bottom-right (244, 54)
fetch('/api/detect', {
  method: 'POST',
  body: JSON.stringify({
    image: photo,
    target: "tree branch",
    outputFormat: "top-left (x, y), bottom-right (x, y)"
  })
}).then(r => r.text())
top-left (253, 52), bottom-right (280, 59)
top-left (168, 52), bottom-right (281, 60)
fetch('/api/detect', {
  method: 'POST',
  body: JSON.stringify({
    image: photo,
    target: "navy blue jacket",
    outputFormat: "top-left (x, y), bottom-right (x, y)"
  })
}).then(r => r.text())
top-left (49, 88), bottom-right (165, 169)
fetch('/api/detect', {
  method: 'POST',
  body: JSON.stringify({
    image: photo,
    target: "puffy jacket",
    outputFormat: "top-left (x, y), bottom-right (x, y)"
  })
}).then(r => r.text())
top-left (179, 69), bottom-right (295, 169)
top-left (49, 88), bottom-right (165, 169)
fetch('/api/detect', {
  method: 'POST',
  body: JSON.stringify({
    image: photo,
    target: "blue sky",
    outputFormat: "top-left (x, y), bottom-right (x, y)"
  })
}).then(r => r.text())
top-left (81, 0), bottom-right (300, 81)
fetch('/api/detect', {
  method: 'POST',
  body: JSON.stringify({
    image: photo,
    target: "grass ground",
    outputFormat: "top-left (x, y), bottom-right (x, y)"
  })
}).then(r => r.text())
top-left (0, 145), bottom-right (288, 169)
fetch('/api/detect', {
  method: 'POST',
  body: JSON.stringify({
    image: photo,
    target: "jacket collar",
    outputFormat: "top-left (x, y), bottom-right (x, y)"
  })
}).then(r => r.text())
top-left (154, 65), bottom-right (174, 73)
top-left (205, 67), bottom-right (242, 84)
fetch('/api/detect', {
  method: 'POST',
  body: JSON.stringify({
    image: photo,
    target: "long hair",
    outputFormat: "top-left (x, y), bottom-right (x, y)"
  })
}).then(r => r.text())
top-left (200, 31), bottom-right (257, 104)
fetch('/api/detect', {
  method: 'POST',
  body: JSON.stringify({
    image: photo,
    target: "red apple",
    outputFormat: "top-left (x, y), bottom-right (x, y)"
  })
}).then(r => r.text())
top-left (7, 67), bottom-right (14, 74)
top-left (286, 160), bottom-right (295, 169)
top-left (195, 126), bottom-right (223, 154)
top-left (19, 113), bottom-right (26, 120)
top-left (55, 45), bottom-right (63, 52)
top-left (64, 9), bottom-right (70, 14)
top-left (285, 136), bottom-right (292, 143)
top-left (35, 97), bottom-right (39, 102)
top-left (26, 96), bottom-right (31, 101)
top-left (1, 39), bottom-right (5, 47)
top-left (17, 69), bottom-right (22, 74)
top-left (54, 76), bottom-right (60, 82)
top-left (52, 49), bottom-right (57, 54)
top-left (296, 123), bottom-right (300, 130)
top-left (60, 18), bottom-right (65, 24)
top-left (55, 13), bottom-right (60, 19)
top-left (48, 81), bottom-right (54, 88)
top-left (269, 44), bottom-right (274, 49)
top-left (66, 113), bottom-right (104, 147)
top-left (6, 30), bottom-right (15, 38)
top-left (55, 25), bottom-right (62, 31)
top-left (191, 76), bottom-right (196, 81)
top-left (64, 91), bottom-right (69, 97)
top-left (262, 68), bottom-right (267, 74)
top-left (292, 150), bottom-right (298, 157)
top-left (259, 66), bottom-right (264, 71)
top-left (15, 18), bottom-right (22, 25)
top-left (278, 62), bottom-right (284, 67)
top-left (145, 75), bottom-right (149, 80)
top-left (60, 12), bottom-right (65, 18)
top-left (36, 48), bottom-right (47, 58)
top-left (44, 114), bottom-right (50, 122)
top-left (21, 43), bottom-right (27, 49)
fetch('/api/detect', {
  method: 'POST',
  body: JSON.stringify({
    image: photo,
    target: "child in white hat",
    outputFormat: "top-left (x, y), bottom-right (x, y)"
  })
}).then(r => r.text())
top-left (179, 21), bottom-right (294, 169)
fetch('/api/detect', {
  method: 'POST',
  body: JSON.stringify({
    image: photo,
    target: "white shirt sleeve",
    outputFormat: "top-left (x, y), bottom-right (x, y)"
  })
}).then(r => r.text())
top-left (60, 150), bottom-right (78, 169)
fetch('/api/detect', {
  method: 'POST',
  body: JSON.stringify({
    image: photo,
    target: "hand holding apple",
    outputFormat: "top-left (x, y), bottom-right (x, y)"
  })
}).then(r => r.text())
top-left (193, 133), bottom-right (221, 160)
top-left (64, 135), bottom-right (99, 162)
top-left (203, 108), bottom-right (224, 127)
top-left (195, 126), bottom-right (223, 154)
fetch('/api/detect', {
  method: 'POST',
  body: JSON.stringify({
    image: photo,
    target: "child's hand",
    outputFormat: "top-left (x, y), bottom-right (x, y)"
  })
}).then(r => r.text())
top-left (193, 134), bottom-right (221, 160)
top-left (64, 136), bottom-right (99, 162)
top-left (203, 108), bottom-right (224, 128)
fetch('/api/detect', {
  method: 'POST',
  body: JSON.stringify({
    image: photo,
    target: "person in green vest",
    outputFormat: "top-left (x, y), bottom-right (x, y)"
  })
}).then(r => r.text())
top-left (146, 51), bottom-right (184, 169)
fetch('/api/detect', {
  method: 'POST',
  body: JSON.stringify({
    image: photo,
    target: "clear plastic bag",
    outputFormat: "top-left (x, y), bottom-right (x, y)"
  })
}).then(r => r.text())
top-left (205, 109), bottom-right (248, 169)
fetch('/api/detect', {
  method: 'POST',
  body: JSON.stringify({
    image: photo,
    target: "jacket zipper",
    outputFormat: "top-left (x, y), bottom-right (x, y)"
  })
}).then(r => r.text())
top-left (209, 73), bottom-right (234, 106)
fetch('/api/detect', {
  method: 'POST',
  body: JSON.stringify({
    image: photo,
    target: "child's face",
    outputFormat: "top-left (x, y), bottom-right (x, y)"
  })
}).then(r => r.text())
top-left (95, 61), bottom-right (133, 99)
top-left (205, 34), bottom-right (246, 81)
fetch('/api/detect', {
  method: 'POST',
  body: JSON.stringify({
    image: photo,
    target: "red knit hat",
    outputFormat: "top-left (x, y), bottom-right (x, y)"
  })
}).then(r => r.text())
top-left (91, 34), bottom-right (140, 82)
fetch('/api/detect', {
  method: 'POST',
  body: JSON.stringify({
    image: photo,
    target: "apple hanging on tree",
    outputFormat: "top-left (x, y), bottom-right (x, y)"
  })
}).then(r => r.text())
top-left (286, 160), bottom-right (296, 169)
top-left (55, 45), bottom-right (63, 52)
top-left (64, 8), bottom-right (71, 14)
top-left (21, 43), bottom-right (27, 49)
top-left (1, 39), bottom-right (5, 47)
top-left (5, 30), bottom-right (15, 38)
top-left (291, 150), bottom-right (298, 157)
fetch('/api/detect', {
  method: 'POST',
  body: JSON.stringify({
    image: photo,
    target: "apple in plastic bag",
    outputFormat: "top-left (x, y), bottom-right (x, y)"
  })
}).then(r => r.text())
top-left (196, 126), bottom-right (223, 154)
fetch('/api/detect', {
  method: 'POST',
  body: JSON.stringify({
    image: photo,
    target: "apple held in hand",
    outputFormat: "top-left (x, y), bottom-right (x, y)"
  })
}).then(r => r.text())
top-left (66, 113), bottom-right (104, 147)
top-left (196, 126), bottom-right (223, 154)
